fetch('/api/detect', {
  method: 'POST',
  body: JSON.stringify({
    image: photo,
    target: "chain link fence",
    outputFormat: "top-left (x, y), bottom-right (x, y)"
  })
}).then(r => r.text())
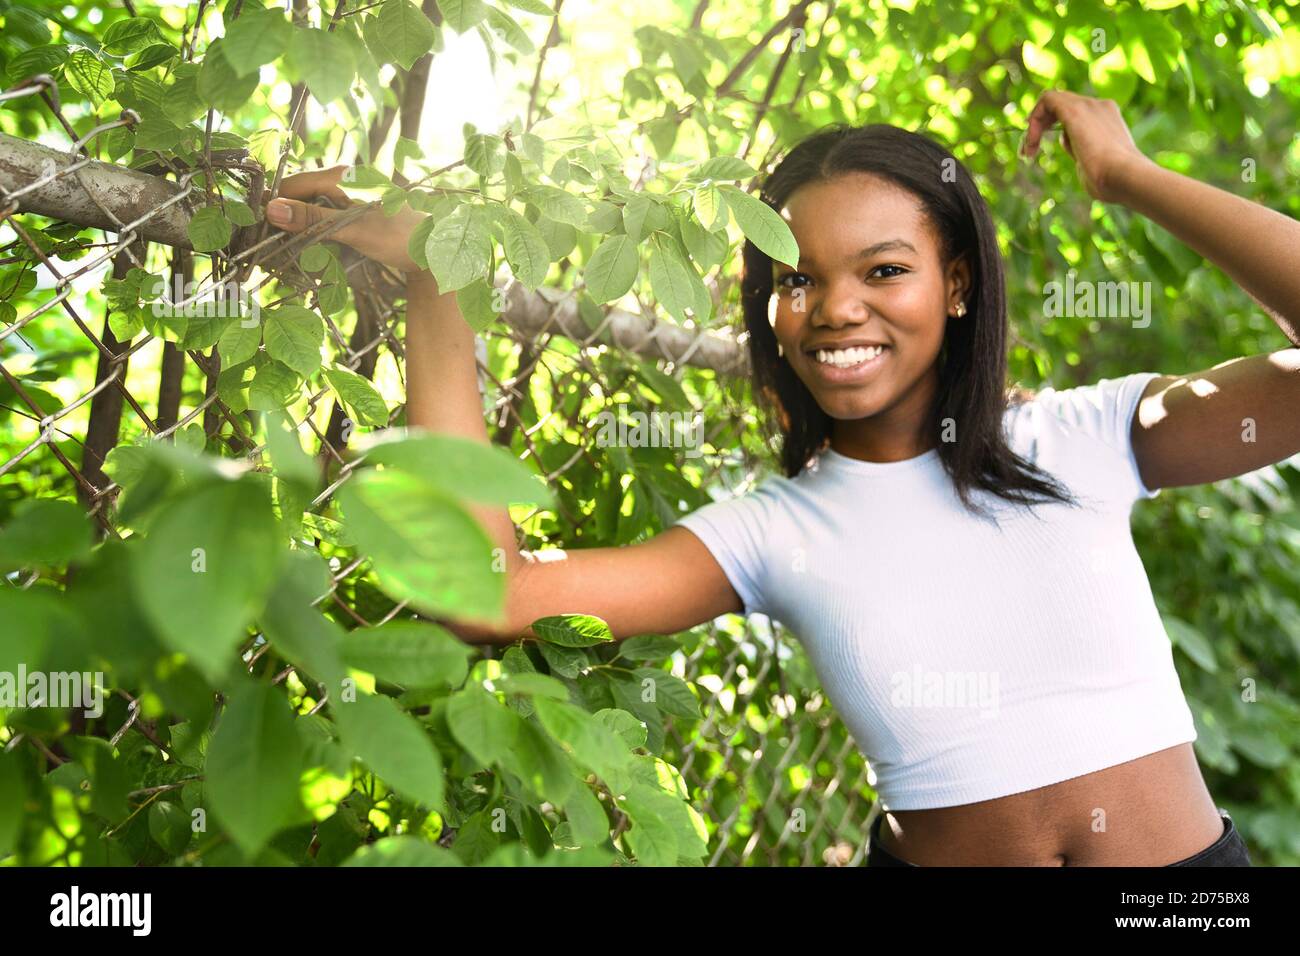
top-left (0, 74), bottom-right (882, 866)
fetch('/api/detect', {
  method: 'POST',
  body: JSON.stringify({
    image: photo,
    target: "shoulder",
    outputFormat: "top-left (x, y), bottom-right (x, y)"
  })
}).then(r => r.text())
top-left (1003, 372), bottom-right (1164, 502)
top-left (1011, 372), bottom-right (1161, 448)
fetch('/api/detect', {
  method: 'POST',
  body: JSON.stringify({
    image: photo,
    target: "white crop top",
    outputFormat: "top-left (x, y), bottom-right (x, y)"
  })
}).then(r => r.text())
top-left (674, 371), bottom-right (1197, 811)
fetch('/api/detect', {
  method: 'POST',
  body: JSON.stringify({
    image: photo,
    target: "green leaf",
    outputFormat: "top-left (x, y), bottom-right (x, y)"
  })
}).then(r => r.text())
top-left (126, 42), bottom-right (177, 71)
top-left (718, 184), bottom-right (799, 268)
top-left (62, 737), bottom-right (129, 824)
top-left (502, 0), bottom-right (555, 14)
top-left (134, 114), bottom-right (185, 153)
top-left (584, 234), bottom-right (638, 303)
top-left (696, 185), bottom-right (728, 232)
top-left (324, 366), bottom-right (389, 427)
top-left (531, 614), bottom-right (614, 647)
top-left (0, 753), bottom-right (26, 855)
top-left (339, 620), bottom-right (473, 688)
top-left (596, 707), bottom-right (648, 748)
top-left (622, 195), bottom-right (672, 243)
top-left (424, 204), bottom-right (492, 293)
top-left (633, 667), bottom-right (700, 718)
top-left (264, 306), bottom-right (324, 377)
top-left (149, 800), bottom-right (192, 856)
top-left (1163, 615), bottom-right (1218, 673)
top-left (102, 17), bottom-right (164, 55)
top-left (453, 277), bottom-right (500, 333)
top-left (131, 478), bottom-right (284, 683)
top-left (161, 65), bottom-right (208, 124)
top-left (217, 318), bottom-right (262, 366)
top-left (335, 692), bottom-right (445, 809)
top-left (483, 7), bottom-right (534, 54)
top-left (635, 358), bottom-right (692, 409)
top-left (446, 686), bottom-right (523, 766)
top-left (499, 208), bottom-right (550, 288)
top-left (108, 308), bottom-right (145, 343)
top-left (259, 550), bottom-right (347, 689)
top-left (65, 49), bottom-right (114, 105)
top-left (680, 213), bottom-right (728, 270)
top-left (371, 0), bottom-right (437, 70)
top-left (220, 9), bottom-right (292, 76)
top-left (358, 431), bottom-right (555, 507)
top-left (225, 200), bottom-right (257, 227)
top-left (286, 28), bottom-right (356, 104)
top-left (205, 681), bottom-right (306, 857)
top-left (0, 499), bottom-right (94, 571)
top-left (264, 410), bottom-right (317, 489)
top-left (535, 216), bottom-right (577, 259)
top-left (344, 836), bottom-right (464, 866)
top-left (689, 156), bottom-right (756, 182)
top-left (616, 634), bottom-right (680, 662)
top-left (464, 133), bottom-right (505, 177)
top-left (188, 207), bottom-right (233, 253)
top-left (493, 672), bottom-right (570, 699)
top-left (197, 39), bottom-right (260, 112)
top-left (560, 783), bottom-right (609, 847)
top-left (336, 469), bottom-right (504, 621)
top-left (527, 185), bottom-right (588, 226)
top-left (648, 233), bottom-right (707, 323)
top-left (440, 0), bottom-right (489, 33)
top-left (537, 642), bottom-right (589, 679)
top-left (246, 360), bottom-right (300, 411)
top-left (2, 7), bottom-right (51, 46)
top-left (533, 696), bottom-right (632, 790)
top-left (621, 779), bottom-right (707, 860)
top-left (6, 45), bottom-right (69, 83)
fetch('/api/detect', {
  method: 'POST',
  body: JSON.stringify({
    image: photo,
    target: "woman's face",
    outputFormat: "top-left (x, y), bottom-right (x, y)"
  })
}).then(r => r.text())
top-left (768, 172), bottom-right (970, 438)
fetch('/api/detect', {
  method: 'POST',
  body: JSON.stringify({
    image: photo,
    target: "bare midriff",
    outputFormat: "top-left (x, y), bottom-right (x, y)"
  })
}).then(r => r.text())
top-left (874, 743), bottom-right (1225, 866)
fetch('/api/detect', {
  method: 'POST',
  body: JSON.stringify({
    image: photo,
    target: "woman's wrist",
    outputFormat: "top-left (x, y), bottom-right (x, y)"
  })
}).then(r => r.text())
top-left (404, 268), bottom-right (440, 294)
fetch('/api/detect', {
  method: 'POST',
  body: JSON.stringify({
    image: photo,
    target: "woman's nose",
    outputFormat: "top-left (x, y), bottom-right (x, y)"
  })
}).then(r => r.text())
top-left (815, 279), bottom-right (872, 326)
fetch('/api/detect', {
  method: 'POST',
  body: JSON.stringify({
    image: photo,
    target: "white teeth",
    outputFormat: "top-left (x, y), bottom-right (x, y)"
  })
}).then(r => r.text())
top-left (814, 345), bottom-right (885, 367)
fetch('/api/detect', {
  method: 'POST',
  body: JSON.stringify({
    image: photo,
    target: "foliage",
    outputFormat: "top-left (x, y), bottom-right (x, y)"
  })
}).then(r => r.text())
top-left (2, 0), bottom-right (1299, 866)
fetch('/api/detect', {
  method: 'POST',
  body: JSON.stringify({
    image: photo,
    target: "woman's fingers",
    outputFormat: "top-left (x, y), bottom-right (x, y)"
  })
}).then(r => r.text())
top-left (1021, 90), bottom-right (1075, 158)
top-left (276, 164), bottom-right (352, 202)
top-left (265, 197), bottom-right (361, 246)
top-left (260, 165), bottom-right (353, 210)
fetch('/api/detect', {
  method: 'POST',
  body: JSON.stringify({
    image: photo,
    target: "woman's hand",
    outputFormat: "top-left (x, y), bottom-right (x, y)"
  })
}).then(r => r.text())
top-left (1020, 90), bottom-right (1152, 203)
top-left (262, 164), bottom-right (430, 276)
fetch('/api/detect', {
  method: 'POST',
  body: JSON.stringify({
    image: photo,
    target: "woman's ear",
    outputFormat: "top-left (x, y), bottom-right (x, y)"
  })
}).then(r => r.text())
top-left (946, 254), bottom-right (972, 317)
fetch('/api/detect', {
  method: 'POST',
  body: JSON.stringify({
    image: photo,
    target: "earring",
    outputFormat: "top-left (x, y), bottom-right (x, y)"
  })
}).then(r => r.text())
top-left (953, 301), bottom-right (967, 317)
top-left (777, 341), bottom-right (785, 357)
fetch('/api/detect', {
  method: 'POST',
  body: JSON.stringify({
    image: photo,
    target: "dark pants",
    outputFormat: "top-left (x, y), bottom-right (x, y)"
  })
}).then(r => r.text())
top-left (867, 808), bottom-right (1253, 867)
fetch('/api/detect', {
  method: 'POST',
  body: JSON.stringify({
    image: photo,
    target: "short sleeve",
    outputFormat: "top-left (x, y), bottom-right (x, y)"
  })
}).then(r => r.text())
top-left (1032, 371), bottom-right (1162, 501)
top-left (673, 479), bottom-right (780, 617)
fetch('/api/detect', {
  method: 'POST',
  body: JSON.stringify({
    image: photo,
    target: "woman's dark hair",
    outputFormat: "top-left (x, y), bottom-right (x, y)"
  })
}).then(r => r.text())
top-left (739, 122), bottom-right (1076, 518)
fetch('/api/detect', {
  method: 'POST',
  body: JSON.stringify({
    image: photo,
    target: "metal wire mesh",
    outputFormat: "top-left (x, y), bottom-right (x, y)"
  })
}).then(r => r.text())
top-left (0, 75), bottom-right (882, 866)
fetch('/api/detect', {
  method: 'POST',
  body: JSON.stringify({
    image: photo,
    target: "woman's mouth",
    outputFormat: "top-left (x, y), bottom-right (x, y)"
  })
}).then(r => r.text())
top-left (804, 344), bottom-right (891, 384)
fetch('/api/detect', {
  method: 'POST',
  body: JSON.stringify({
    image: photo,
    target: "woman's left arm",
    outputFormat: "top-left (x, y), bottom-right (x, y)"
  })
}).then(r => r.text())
top-left (1022, 90), bottom-right (1300, 490)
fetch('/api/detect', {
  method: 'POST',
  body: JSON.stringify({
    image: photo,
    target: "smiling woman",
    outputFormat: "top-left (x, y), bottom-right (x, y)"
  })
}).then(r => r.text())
top-left (265, 90), bottom-right (1300, 865)
top-left (682, 100), bottom-right (1300, 866)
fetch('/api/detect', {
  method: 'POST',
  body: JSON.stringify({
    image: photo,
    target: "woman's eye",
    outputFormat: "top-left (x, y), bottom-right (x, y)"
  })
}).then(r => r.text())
top-left (777, 273), bottom-right (809, 289)
top-left (872, 265), bottom-right (907, 279)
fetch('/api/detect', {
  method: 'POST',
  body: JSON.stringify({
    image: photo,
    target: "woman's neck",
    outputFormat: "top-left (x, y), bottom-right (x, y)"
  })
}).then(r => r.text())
top-left (829, 366), bottom-right (939, 463)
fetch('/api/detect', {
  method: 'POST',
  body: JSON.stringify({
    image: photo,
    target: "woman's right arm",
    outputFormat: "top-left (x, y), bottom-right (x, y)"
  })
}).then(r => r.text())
top-left (264, 171), bottom-right (744, 643)
top-left (404, 271), bottom-right (742, 645)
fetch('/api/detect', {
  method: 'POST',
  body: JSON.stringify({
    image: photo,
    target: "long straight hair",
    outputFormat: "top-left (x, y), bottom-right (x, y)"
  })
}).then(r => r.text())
top-left (739, 123), bottom-right (1075, 518)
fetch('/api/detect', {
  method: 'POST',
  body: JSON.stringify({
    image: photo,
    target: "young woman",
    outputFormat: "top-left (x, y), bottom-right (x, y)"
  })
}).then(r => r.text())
top-left (265, 89), bottom-right (1300, 866)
